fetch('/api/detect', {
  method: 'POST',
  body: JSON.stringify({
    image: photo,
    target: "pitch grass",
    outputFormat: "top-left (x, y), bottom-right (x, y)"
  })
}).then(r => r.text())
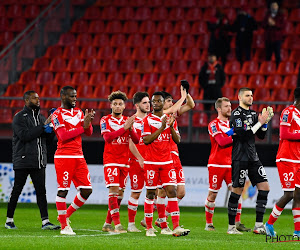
top-left (0, 204), bottom-right (299, 249)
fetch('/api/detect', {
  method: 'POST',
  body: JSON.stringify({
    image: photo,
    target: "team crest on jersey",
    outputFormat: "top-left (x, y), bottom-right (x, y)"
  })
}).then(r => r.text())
top-left (282, 114), bottom-right (288, 122)
top-left (235, 118), bottom-right (242, 127)
top-left (233, 111), bottom-right (240, 116)
top-left (211, 125), bottom-right (217, 134)
top-left (285, 181), bottom-right (291, 188)
top-left (101, 122), bottom-right (106, 130)
top-left (53, 118), bottom-right (60, 127)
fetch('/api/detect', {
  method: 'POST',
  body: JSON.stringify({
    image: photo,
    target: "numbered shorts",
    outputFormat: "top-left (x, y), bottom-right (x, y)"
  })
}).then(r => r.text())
top-left (232, 160), bottom-right (268, 188)
top-left (54, 157), bottom-right (92, 191)
top-left (208, 166), bottom-right (232, 192)
top-left (144, 163), bottom-right (177, 189)
top-left (129, 159), bottom-right (145, 192)
top-left (172, 153), bottom-right (185, 185)
top-left (277, 161), bottom-right (297, 191)
top-left (104, 165), bottom-right (129, 189)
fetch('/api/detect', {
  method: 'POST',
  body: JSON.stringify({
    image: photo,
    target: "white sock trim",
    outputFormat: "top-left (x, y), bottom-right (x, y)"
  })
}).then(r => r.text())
top-left (157, 196), bottom-right (165, 204)
top-left (129, 196), bottom-right (139, 205)
top-left (42, 219), bottom-right (50, 225)
top-left (168, 197), bottom-right (177, 202)
top-left (77, 193), bottom-right (86, 203)
top-left (6, 218), bottom-right (13, 223)
top-left (56, 196), bottom-right (66, 202)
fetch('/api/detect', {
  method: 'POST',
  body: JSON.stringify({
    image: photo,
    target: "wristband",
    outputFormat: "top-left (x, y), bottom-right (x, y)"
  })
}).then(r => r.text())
top-left (225, 127), bottom-right (234, 136)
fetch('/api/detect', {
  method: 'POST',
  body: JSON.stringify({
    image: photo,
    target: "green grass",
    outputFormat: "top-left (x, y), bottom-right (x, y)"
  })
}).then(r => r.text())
top-left (0, 203), bottom-right (299, 249)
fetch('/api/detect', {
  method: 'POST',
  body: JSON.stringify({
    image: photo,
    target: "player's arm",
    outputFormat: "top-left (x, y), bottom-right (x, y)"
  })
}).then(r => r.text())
top-left (256, 107), bottom-right (274, 139)
top-left (280, 125), bottom-right (300, 140)
top-left (83, 109), bottom-right (95, 137)
top-left (177, 94), bottom-right (195, 116)
top-left (230, 112), bottom-right (255, 141)
top-left (143, 116), bottom-right (167, 145)
top-left (129, 139), bottom-right (144, 168)
top-left (169, 115), bottom-right (180, 144)
top-left (163, 86), bottom-right (187, 115)
top-left (214, 133), bottom-right (233, 147)
top-left (129, 127), bottom-right (139, 144)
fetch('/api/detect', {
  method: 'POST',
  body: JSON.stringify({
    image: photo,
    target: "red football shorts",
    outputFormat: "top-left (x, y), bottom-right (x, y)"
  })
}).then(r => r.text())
top-left (144, 163), bottom-right (177, 189)
top-left (54, 157), bottom-right (92, 191)
top-left (277, 161), bottom-right (297, 191)
top-left (104, 165), bottom-right (129, 189)
top-left (172, 153), bottom-right (185, 185)
top-left (208, 166), bottom-right (232, 192)
top-left (129, 159), bottom-right (145, 192)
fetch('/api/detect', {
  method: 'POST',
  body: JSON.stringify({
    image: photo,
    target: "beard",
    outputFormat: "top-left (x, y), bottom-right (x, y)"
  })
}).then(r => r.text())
top-left (29, 103), bottom-right (40, 111)
top-left (113, 112), bottom-right (121, 116)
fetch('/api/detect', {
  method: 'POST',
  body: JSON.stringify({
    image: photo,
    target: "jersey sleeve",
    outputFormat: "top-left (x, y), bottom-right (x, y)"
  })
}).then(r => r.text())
top-left (141, 117), bottom-right (151, 137)
top-left (173, 119), bottom-right (180, 135)
top-left (100, 116), bottom-right (111, 134)
top-left (51, 110), bottom-right (65, 131)
top-left (208, 121), bottom-right (221, 137)
top-left (280, 109), bottom-right (293, 127)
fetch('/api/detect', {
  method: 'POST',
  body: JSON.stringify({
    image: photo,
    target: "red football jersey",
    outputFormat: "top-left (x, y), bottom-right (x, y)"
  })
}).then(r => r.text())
top-left (208, 118), bottom-right (232, 167)
top-left (100, 114), bottom-right (132, 166)
top-left (141, 113), bottom-right (179, 164)
top-left (52, 107), bottom-right (85, 156)
top-left (276, 105), bottom-right (300, 163)
top-left (129, 116), bottom-right (147, 160)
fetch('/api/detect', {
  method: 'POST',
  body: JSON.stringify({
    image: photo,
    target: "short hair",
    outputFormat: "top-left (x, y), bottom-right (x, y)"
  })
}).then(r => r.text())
top-left (133, 92), bottom-right (149, 105)
top-left (152, 91), bottom-right (165, 100)
top-left (161, 91), bottom-right (172, 100)
top-left (215, 97), bottom-right (230, 109)
top-left (294, 87), bottom-right (300, 100)
top-left (60, 86), bottom-right (75, 96)
top-left (23, 90), bottom-right (36, 100)
top-left (108, 90), bottom-right (128, 102)
top-left (238, 87), bottom-right (251, 96)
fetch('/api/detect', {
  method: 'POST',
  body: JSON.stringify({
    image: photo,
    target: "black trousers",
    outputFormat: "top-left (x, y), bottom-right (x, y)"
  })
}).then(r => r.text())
top-left (266, 40), bottom-right (282, 65)
top-left (6, 168), bottom-right (48, 220)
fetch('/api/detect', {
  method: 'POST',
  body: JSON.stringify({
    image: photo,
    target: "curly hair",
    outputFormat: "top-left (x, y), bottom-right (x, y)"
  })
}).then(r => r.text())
top-left (108, 90), bottom-right (128, 102)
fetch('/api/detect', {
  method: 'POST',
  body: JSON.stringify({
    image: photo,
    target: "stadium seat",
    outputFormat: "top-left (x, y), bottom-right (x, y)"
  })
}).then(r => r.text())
top-left (7, 4), bottom-right (23, 18)
top-left (76, 33), bottom-right (93, 47)
top-left (36, 72), bottom-right (53, 85)
top-left (253, 88), bottom-right (271, 101)
top-left (194, 102), bottom-right (204, 111)
top-left (66, 58), bottom-right (84, 72)
top-left (173, 21), bottom-right (191, 34)
top-left (163, 0), bottom-right (179, 7)
top-left (224, 61), bottom-right (241, 75)
top-left (88, 20), bottom-right (105, 33)
top-left (45, 18), bottom-right (62, 32)
top-left (271, 113), bottom-right (280, 129)
top-left (83, 6), bottom-right (101, 20)
top-left (0, 18), bottom-right (10, 32)
top-left (80, 101), bottom-right (99, 110)
top-left (88, 72), bottom-right (106, 86)
top-left (168, 7), bottom-right (185, 21)
top-left (57, 33), bottom-right (76, 46)
top-left (289, 9), bottom-right (300, 22)
top-left (166, 47), bottom-right (183, 61)
top-left (258, 61), bottom-right (276, 75)
top-left (49, 57), bottom-right (66, 72)
top-left (191, 21), bottom-right (207, 35)
top-left (139, 20), bottom-right (156, 34)
top-left (127, 85), bottom-right (145, 98)
top-left (102, 6), bottom-right (118, 20)
top-left (23, 82), bottom-right (39, 93)
top-left (203, 8), bottom-right (216, 22)
top-left (178, 35), bottom-right (196, 48)
top-left (157, 73), bottom-right (176, 87)
top-left (141, 73), bottom-right (158, 87)
top-left (134, 7), bottom-right (151, 20)
top-left (277, 61), bottom-right (295, 75)
top-left (18, 70), bottom-right (36, 85)
top-left (177, 112), bottom-right (190, 127)
top-left (285, 22), bottom-right (294, 35)
top-left (254, 8), bottom-right (267, 22)
top-left (228, 74), bottom-right (247, 89)
top-left (157, 21), bottom-right (174, 34)
top-left (71, 20), bottom-right (88, 33)
top-left (289, 50), bottom-right (300, 62)
top-left (171, 60), bottom-right (188, 74)
top-left (124, 73), bottom-right (142, 87)
top-left (247, 75), bottom-right (265, 88)
top-left (265, 75), bottom-right (282, 89)
top-left (153, 60), bottom-right (171, 73)
top-left (152, 7), bottom-right (168, 20)
top-left (113, 47), bottom-right (131, 60)
top-left (93, 34), bottom-right (110, 47)
top-left (17, 44), bottom-right (35, 59)
top-left (71, 72), bottom-right (88, 86)
top-left (188, 86), bottom-right (201, 99)
top-left (53, 72), bottom-right (72, 86)
top-left (123, 21), bottom-right (139, 34)
top-left (149, 47), bottom-right (166, 60)
top-left (111, 84), bottom-right (128, 93)
top-left (105, 20), bottom-right (123, 34)
top-left (215, 0), bottom-right (230, 7)
top-left (185, 8), bottom-right (202, 21)
top-left (119, 59), bottom-right (135, 73)
top-left (4, 84), bottom-right (23, 97)
top-left (221, 86), bottom-right (236, 100)
top-left (132, 47), bottom-right (148, 60)
top-left (193, 112), bottom-right (208, 127)
top-left (282, 75), bottom-right (297, 90)
top-left (101, 59), bottom-right (118, 72)
top-left (94, 85), bottom-right (110, 98)
top-left (183, 48), bottom-right (201, 61)
top-left (147, 85), bottom-right (161, 97)
top-left (98, 46), bottom-right (114, 60)
top-left (31, 57), bottom-right (49, 72)
top-left (24, 5), bottom-right (40, 19)
top-left (84, 58), bottom-right (101, 72)
top-left (241, 61), bottom-right (259, 75)
top-left (62, 45), bottom-right (80, 59)
top-left (144, 34), bottom-right (161, 47)
top-left (252, 33), bottom-right (265, 49)
top-left (146, 0), bottom-right (163, 7)
top-left (270, 88), bottom-right (289, 102)
top-left (161, 34), bottom-right (178, 47)
top-left (77, 85), bottom-right (94, 98)
top-left (176, 73), bottom-right (195, 87)
top-left (197, 34), bottom-right (209, 49)
top-left (126, 34), bottom-right (144, 47)
top-left (40, 85), bottom-right (58, 97)
top-left (224, 8), bottom-right (236, 23)
top-left (188, 60), bottom-right (203, 74)
top-left (106, 72), bottom-right (124, 86)
top-left (0, 108), bottom-right (12, 124)
top-left (80, 45), bottom-right (97, 59)
top-left (119, 7), bottom-right (135, 20)
top-left (44, 46), bottom-right (63, 59)
top-left (136, 59), bottom-right (153, 73)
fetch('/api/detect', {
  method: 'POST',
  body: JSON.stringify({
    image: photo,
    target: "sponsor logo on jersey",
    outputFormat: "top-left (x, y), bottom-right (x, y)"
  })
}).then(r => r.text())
top-left (234, 111), bottom-right (240, 115)
top-left (258, 166), bottom-right (267, 177)
top-left (211, 125), bottom-right (217, 134)
top-left (235, 118), bottom-right (242, 127)
top-left (282, 114), bottom-right (288, 123)
top-left (101, 122), bottom-right (106, 130)
top-left (53, 118), bottom-right (60, 127)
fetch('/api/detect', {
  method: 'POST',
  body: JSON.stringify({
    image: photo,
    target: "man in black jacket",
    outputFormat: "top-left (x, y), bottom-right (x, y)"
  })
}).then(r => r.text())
top-left (5, 90), bottom-right (59, 230)
top-left (227, 88), bottom-right (273, 235)
top-left (199, 53), bottom-right (226, 112)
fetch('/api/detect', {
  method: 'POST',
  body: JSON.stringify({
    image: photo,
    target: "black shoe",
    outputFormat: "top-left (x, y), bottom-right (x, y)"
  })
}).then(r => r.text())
top-left (42, 222), bottom-right (61, 230)
top-left (5, 222), bottom-right (17, 229)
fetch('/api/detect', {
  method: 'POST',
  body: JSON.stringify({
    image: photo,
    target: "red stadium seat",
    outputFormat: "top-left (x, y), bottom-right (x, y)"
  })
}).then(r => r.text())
top-left (76, 33), bottom-right (93, 47)
top-left (57, 33), bottom-right (76, 46)
top-left (119, 59), bottom-right (135, 73)
top-left (80, 100), bottom-right (98, 110)
top-left (252, 49), bottom-right (266, 62)
top-left (265, 75), bottom-right (282, 89)
top-left (134, 7), bottom-right (151, 21)
top-left (254, 8), bottom-right (267, 22)
top-left (171, 60), bottom-right (187, 74)
top-left (84, 58), bottom-right (101, 72)
top-left (185, 8), bottom-right (202, 21)
top-left (271, 113), bottom-right (280, 129)
top-left (146, 0), bottom-right (163, 7)
top-left (114, 47), bottom-right (131, 60)
top-left (66, 58), bottom-right (84, 72)
top-left (272, 49), bottom-right (289, 61)
top-left (229, 74), bottom-right (247, 89)
top-left (277, 61), bottom-right (295, 75)
top-left (149, 47), bottom-right (166, 60)
top-left (101, 6), bottom-right (118, 20)
top-left (285, 22), bottom-right (294, 35)
top-left (4, 84), bottom-right (23, 97)
top-left (36, 72), bottom-right (53, 85)
top-left (101, 59), bottom-right (118, 72)
top-left (132, 47), bottom-right (148, 60)
top-left (289, 9), bottom-right (300, 22)
top-left (168, 7), bottom-right (185, 21)
top-left (71, 72), bottom-right (88, 86)
top-left (247, 75), bottom-right (265, 88)
top-left (24, 5), bottom-right (40, 19)
top-left (183, 48), bottom-right (201, 61)
top-left (224, 61), bottom-right (241, 75)
top-left (177, 73), bottom-right (195, 86)
top-left (0, 108), bottom-right (12, 124)
top-left (197, 35), bottom-right (209, 49)
top-left (126, 34), bottom-right (144, 47)
top-left (188, 60), bottom-right (203, 74)
top-left (253, 88), bottom-right (271, 101)
top-left (83, 6), bottom-right (101, 20)
top-left (157, 21), bottom-right (174, 34)
top-left (241, 61), bottom-right (259, 75)
top-left (105, 20), bottom-right (123, 34)
top-left (193, 112), bottom-right (208, 127)
top-left (173, 21), bottom-right (191, 34)
top-left (124, 73), bottom-right (142, 87)
top-left (270, 89), bottom-right (289, 102)
top-left (222, 87), bottom-right (236, 100)
top-left (80, 45), bottom-right (97, 59)
top-left (88, 20), bottom-right (105, 33)
top-left (49, 57), bottom-right (66, 72)
top-left (161, 34), bottom-right (178, 47)
top-left (18, 71), bottom-right (36, 85)
top-left (289, 50), bottom-right (300, 62)
top-left (139, 21), bottom-right (156, 34)
top-left (144, 34), bottom-right (161, 47)
top-left (53, 72), bottom-right (72, 86)
top-left (157, 73), bottom-right (176, 87)
top-left (191, 21), bottom-right (207, 35)
top-left (106, 72), bottom-right (124, 86)
top-left (178, 35), bottom-right (196, 48)
top-left (128, 85), bottom-right (145, 98)
top-left (31, 57), bottom-right (49, 72)
top-left (215, 0), bottom-right (230, 7)
top-left (152, 7), bottom-right (168, 20)
top-left (123, 21), bottom-right (139, 34)
top-left (119, 7), bottom-right (135, 20)
top-left (203, 8), bottom-right (216, 22)
top-left (141, 73), bottom-right (158, 87)
top-left (94, 85), bottom-right (110, 98)
top-left (147, 86), bottom-right (161, 97)
top-left (282, 75), bottom-right (297, 90)
top-left (98, 46), bottom-right (114, 60)
top-left (88, 72), bottom-right (106, 86)
top-left (45, 19), bottom-right (62, 32)
top-left (77, 85), bottom-right (94, 98)
top-left (258, 61), bottom-right (276, 75)
top-left (0, 18), bottom-right (10, 32)
top-left (93, 34), bottom-right (110, 47)
top-left (166, 47), bottom-right (183, 61)
top-left (136, 59), bottom-right (153, 73)
top-left (44, 46), bottom-right (63, 59)
top-left (17, 43), bottom-right (35, 59)
top-left (40, 85), bottom-right (58, 97)
top-left (252, 33), bottom-right (265, 49)
top-left (62, 45), bottom-right (80, 59)
top-left (7, 4), bottom-right (23, 18)
top-left (111, 85), bottom-right (128, 94)
top-left (153, 60), bottom-right (170, 73)
top-left (71, 20), bottom-right (88, 33)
